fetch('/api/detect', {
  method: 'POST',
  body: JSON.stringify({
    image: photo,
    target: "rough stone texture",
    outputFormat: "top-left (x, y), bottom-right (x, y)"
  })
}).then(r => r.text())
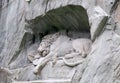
top-left (0, 0), bottom-right (120, 83)
top-left (90, 6), bottom-right (108, 40)
top-left (115, 1), bottom-right (120, 23)
top-left (0, 68), bottom-right (12, 83)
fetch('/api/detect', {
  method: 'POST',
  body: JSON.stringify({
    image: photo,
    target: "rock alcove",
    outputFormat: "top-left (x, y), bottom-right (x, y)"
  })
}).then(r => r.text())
top-left (22, 5), bottom-right (92, 80)
top-left (8, 5), bottom-right (92, 82)
top-left (0, 0), bottom-right (118, 82)
top-left (25, 5), bottom-right (91, 43)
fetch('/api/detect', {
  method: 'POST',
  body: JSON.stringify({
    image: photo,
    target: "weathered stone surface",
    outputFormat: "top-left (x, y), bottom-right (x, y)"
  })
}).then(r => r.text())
top-left (115, 3), bottom-right (120, 23)
top-left (80, 30), bottom-right (114, 83)
top-left (0, 68), bottom-right (12, 83)
top-left (90, 6), bottom-right (108, 40)
top-left (0, 0), bottom-right (120, 83)
top-left (95, 0), bottom-right (116, 14)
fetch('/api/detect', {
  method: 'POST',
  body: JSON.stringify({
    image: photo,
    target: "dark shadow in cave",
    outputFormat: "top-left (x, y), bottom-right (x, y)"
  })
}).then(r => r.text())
top-left (25, 5), bottom-right (91, 44)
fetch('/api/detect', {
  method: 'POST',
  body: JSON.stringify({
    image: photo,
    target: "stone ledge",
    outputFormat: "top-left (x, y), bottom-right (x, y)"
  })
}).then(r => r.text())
top-left (13, 79), bottom-right (71, 83)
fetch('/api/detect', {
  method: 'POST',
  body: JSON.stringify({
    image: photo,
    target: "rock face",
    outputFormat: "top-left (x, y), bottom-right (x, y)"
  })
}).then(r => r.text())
top-left (0, 0), bottom-right (120, 83)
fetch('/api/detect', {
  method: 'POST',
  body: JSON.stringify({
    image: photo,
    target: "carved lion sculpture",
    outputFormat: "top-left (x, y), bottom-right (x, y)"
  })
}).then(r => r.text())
top-left (72, 38), bottom-right (92, 58)
top-left (27, 31), bottom-right (66, 62)
top-left (33, 35), bottom-right (92, 75)
top-left (37, 31), bottom-right (66, 57)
